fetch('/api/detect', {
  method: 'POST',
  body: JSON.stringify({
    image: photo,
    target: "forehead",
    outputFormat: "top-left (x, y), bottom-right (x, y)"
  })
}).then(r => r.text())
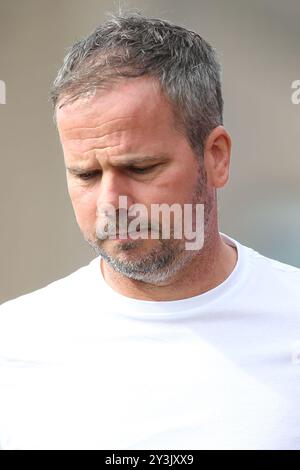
top-left (56, 76), bottom-right (177, 140)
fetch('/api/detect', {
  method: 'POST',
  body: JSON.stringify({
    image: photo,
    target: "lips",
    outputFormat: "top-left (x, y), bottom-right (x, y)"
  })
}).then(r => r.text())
top-left (114, 229), bottom-right (149, 239)
top-left (115, 232), bottom-right (135, 236)
top-left (114, 232), bottom-right (136, 239)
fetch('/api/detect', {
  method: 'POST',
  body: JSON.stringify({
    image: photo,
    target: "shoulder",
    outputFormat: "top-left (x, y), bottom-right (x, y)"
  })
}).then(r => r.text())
top-left (0, 257), bottom-right (99, 339)
top-left (243, 243), bottom-right (300, 303)
top-left (224, 232), bottom-right (300, 284)
top-left (0, 256), bottom-right (101, 361)
top-left (223, 232), bottom-right (300, 309)
top-left (248, 245), bottom-right (300, 277)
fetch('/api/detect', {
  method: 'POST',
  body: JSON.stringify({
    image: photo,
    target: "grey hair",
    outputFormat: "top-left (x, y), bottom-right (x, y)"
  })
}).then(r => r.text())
top-left (50, 11), bottom-right (223, 159)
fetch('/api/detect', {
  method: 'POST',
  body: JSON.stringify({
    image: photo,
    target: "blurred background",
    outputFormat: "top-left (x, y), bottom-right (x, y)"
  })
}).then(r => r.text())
top-left (0, 0), bottom-right (299, 304)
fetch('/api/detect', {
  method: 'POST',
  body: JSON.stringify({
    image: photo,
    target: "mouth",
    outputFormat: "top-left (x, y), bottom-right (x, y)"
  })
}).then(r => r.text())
top-left (113, 232), bottom-right (137, 240)
top-left (114, 229), bottom-right (150, 240)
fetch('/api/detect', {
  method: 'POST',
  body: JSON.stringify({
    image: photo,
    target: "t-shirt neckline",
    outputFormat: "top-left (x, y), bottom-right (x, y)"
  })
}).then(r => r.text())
top-left (88, 232), bottom-right (249, 320)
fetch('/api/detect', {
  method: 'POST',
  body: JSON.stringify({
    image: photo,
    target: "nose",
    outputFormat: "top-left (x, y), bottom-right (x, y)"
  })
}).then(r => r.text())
top-left (96, 169), bottom-right (134, 216)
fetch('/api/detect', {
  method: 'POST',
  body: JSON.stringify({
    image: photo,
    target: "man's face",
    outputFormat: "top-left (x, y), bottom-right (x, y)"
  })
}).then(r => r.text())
top-left (56, 76), bottom-right (213, 283)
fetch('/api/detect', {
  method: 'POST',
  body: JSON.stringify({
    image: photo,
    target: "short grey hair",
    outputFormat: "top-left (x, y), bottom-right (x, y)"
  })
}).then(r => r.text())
top-left (50, 11), bottom-right (223, 159)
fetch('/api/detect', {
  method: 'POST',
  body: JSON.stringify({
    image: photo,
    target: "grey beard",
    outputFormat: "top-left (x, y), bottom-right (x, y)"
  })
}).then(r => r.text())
top-left (86, 236), bottom-right (195, 284)
top-left (85, 168), bottom-right (213, 285)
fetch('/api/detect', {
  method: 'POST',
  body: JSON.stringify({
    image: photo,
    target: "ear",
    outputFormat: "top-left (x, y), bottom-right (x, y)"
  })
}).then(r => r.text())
top-left (203, 126), bottom-right (232, 189)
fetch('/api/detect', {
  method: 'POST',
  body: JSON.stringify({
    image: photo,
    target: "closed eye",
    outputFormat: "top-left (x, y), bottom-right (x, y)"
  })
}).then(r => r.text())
top-left (77, 170), bottom-right (101, 180)
top-left (128, 165), bottom-right (158, 174)
top-left (75, 164), bottom-right (159, 180)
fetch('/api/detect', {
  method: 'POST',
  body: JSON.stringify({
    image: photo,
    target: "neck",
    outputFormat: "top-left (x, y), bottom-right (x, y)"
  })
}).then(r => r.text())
top-left (100, 231), bottom-right (238, 302)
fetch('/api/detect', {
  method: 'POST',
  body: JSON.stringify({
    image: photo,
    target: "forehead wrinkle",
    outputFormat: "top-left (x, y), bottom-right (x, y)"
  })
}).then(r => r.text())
top-left (61, 115), bottom-right (136, 140)
top-left (62, 126), bottom-right (141, 156)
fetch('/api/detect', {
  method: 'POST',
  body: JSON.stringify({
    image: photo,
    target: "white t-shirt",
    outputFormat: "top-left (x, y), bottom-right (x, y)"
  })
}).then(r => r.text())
top-left (0, 232), bottom-right (300, 450)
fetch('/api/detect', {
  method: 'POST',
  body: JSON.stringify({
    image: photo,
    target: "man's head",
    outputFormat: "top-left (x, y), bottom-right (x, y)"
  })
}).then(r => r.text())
top-left (51, 11), bottom-right (224, 160)
top-left (51, 12), bottom-right (231, 284)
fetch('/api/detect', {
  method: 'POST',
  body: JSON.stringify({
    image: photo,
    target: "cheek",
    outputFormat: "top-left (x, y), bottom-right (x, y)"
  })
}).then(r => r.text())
top-left (153, 168), bottom-right (197, 205)
top-left (68, 186), bottom-right (97, 233)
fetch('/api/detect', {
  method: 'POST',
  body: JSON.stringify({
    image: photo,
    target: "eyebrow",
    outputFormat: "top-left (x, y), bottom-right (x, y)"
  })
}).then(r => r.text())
top-left (66, 155), bottom-right (168, 174)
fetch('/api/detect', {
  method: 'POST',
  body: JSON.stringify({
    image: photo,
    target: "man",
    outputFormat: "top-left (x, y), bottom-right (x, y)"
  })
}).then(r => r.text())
top-left (0, 12), bottom-right (299, 450)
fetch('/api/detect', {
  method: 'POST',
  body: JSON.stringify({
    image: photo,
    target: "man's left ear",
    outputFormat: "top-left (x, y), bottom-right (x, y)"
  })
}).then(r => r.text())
top-left (203, 126), bottom-right (231, 189)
